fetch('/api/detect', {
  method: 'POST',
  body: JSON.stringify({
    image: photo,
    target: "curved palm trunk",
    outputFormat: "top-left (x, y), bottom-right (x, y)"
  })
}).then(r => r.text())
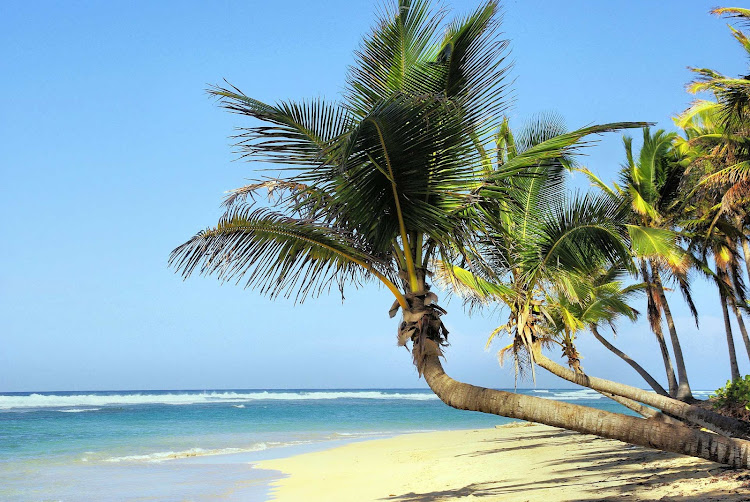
top-left (421, 352), bottom-right (750, 468)
top-left (720, 286), bottom-right (742, 381)
top-left (641, 261), bottom-right (678, 396)
top-left (651, 264), bottom-right (693, 401)
top-left (742, 237), bottom-right (750, 283)
top-left (597, 393), bottom-right (688, 429)
top-left (533, 351), bottom-right (750, 439)
top-left (591, 326), bottom-right (668, 396)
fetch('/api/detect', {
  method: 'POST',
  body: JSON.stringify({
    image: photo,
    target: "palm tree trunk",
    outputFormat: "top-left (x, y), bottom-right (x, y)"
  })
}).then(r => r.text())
top-left (591, 326), bottom-right (668, 396)
top-left (651, 264), bottom-right (693, 401)
top-left (729, 265), bottom-right (750, 362)
top-left (730, 293), bottom-right (750, 363)
top-left (742, 237), bottom-right (750, 283)
top-left (595, 392), bottom-right (688, 427)
top-left (421, 352), bottom-right (750, 468)
top-left (641, 261), bottom-right (678, 396)
top-left (533, 350), bottom-right (750, 439)
top-left (720, 285), bottom-right (742, 381)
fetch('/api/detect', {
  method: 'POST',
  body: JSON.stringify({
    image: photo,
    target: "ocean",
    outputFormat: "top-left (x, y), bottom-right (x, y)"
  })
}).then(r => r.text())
top-left (0, 388), bottom-right (713, 501)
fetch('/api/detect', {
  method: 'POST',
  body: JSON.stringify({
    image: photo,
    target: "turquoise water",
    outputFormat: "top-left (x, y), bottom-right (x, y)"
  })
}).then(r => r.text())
top-left (0, 388), bottom-right (712, 501)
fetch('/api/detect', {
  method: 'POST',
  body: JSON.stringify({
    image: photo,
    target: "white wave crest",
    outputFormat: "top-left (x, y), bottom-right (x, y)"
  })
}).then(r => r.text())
top-left (104, 444), bottom-right (269, 463)
top-left (538, 389), bottom-right (605, 401)
top-left (56, 408), bottom-right (101, 413)
top-left (0, 390), bottom-right (438, 410)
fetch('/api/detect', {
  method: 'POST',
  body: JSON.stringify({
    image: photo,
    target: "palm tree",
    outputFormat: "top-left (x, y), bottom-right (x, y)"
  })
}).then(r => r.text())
top-left (683, 216), bottom-right (748, 380)
top-left (171, 0), bottom-right (750, 466)
top-left (682, 5), bottom-right (750, 288)
top-left (544, 267), bottom-right (669, 396)
top-left (579, 129), bottom-right (697, 401)
top-left (676, 82), bottom-right (750, 376)
top-left (434, 129), bottom-right (749, 436)
top-left (690, 8), bottom-right (750, 135)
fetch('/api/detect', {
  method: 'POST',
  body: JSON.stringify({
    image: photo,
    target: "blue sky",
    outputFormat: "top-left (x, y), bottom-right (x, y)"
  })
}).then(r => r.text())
top-left (1, 0), bottom-right (747, 392)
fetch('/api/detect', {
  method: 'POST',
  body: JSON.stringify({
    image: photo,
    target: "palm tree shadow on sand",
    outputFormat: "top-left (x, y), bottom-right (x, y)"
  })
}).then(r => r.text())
top-left (379, 429), bottom-right (750, 501)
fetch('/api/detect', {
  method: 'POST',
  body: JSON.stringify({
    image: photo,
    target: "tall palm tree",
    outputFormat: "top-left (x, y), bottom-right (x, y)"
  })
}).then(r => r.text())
top-left (171, 0), bottom-right (750, 466)
top-left (677, 81), bottom-right (750, 375)
top-left (683, 6), bottom-right (750, 284)
top-left (579, 129), bottom-right (697, 401)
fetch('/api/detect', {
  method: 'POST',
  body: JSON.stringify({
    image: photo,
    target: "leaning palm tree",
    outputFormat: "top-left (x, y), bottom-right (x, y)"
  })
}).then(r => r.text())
top-left (171, 0), bottom-right (750, 466)
top-left (433, 117), bottom-right (748, 437)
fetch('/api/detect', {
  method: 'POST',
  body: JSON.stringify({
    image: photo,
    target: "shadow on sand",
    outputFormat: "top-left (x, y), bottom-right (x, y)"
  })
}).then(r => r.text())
top-left (379, 429), bottom-right (750, 502)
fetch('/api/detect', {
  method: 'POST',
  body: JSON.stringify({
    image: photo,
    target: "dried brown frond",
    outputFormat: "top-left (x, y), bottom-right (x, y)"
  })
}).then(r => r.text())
top-left (223, 179), bottom-right (308, 208)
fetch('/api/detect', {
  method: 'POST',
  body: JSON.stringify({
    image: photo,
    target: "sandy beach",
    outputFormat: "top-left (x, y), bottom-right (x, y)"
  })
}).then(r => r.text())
top-left (258, 423), bottom-right (750, 501)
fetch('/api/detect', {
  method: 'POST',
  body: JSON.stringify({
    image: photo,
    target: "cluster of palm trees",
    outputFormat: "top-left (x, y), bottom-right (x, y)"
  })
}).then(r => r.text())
top-left (170, 1), bottom-right (750, 466)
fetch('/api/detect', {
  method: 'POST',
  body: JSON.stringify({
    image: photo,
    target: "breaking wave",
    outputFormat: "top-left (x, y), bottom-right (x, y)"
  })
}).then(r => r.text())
top-left (103, 444), bottom-right (270, 463)
top-left (0, 390), bottom-right (439, 410)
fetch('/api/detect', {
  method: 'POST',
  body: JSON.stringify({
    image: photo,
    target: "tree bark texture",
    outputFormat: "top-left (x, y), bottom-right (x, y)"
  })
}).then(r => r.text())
top-left (641, 261), bottom-right (678, 396)
top-left (421, 352), bottom-right (750, 468)
top-left (721, 285), bottom-right (742, 382)
top-left (534, 352), bottom-right (750, 440)
top-left (651, 265), bottom-right (693, 401)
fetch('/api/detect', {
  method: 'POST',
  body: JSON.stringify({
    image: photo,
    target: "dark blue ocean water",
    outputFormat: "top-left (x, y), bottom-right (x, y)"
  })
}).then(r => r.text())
top-left (0, 388), bottom-right (713, 501)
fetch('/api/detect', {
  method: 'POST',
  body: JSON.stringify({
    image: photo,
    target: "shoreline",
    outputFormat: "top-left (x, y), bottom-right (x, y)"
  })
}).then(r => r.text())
top-left (257, 423), bottom-right (750, 501)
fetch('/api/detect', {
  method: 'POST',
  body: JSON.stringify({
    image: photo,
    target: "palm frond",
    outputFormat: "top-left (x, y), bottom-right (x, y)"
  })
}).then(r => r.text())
top-left (169, 207), bottom-right (396, 302)
top-left (524, 192), bottom-right (631, 283)
top-left (437, 0), bottom-right (511, 120)
top-left (626, 225), bottom-right (688, 272)
top-left (208, 87), bottom-right (354, 167)
top-left (222, 178), bottom-right (310, 208)
top-left (432, 261), bottom-right (514, 308)
top-left (712, 7), bottom-right (750, 29)
top-left (345, 0), bottom-right (446, 115)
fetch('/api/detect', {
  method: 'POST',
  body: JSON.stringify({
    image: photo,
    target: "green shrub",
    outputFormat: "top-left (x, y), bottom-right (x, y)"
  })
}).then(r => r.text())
top-left (712, 376), bottom-right (750, 420)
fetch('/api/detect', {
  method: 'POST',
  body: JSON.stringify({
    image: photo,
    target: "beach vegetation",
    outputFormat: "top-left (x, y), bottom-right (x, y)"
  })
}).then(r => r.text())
top-left (713, 376), bottom-right (750, 420)
top-left (172, 0), bottom-right (750, 467)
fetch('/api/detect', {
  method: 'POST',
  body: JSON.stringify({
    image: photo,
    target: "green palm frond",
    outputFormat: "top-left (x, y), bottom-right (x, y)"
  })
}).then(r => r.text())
top-left (432, 261), bottom-right (515, 308)
top-left (437, 0), bottom-right (510, 120)
top-left (170, 207), bottom-right (398, 302)
top-left (674, 100), bottom-right (723, 131)
top-left (629, 128), bottom-right (677, 205)
top-left (525, 192), bottom-right (631, 283)
top-left (493, 122), bottom-right (649, 177)
top-left (346, 0), bottom-right (446, 114)
top-left (626, 225), bottom-right (687, 271)
top-left (323, 93), bottom-right (486, 254)
top-left (207, 88), bottom-right (353, 167)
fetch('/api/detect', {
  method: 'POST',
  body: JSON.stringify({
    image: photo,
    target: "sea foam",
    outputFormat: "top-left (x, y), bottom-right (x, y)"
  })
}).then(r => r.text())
top-left (103, 444), bottom-right (270, 463)
top-left (0, 390), bottom-right (439, 410)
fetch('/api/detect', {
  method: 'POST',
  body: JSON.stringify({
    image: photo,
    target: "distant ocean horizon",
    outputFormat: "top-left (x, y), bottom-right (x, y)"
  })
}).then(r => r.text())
top-left (0, 388), bottom-right (714, 501)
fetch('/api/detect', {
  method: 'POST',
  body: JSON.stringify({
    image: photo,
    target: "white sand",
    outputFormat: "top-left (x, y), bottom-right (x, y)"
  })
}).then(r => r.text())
top-left (258, 423), bottom-right (750, 501)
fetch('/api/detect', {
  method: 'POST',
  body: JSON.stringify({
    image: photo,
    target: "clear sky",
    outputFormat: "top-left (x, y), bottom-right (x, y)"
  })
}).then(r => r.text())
top-left (1, 0), bottom-right (747, 392)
